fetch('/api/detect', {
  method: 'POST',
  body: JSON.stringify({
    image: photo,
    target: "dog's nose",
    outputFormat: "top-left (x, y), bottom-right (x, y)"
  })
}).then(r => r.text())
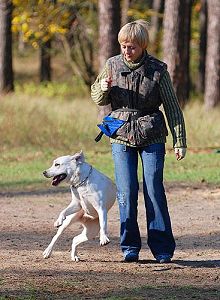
top-left (43, 171), bottom-right (47, 176)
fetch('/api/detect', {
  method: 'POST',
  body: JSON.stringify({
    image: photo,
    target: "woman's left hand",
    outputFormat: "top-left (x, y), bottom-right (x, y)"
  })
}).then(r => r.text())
top-left (175, 147), bottom-right (186, 160)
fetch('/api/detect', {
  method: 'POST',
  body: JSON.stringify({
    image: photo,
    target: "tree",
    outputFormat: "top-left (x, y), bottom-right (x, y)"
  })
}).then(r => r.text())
top-left (149, 0), bottom-right (164, 52)
top-left (204, 0), bottom-right (220, 109)
top-left (98, 0), bottom-right (121, 71)
top-left (12, 0), bottom-right (97, 87)
top-left (162, 0), bottom-right (192, 107)
top-left (121, 0), bottom-right (131, 25)
top-left (0, 0), bottom-right (14, 94)
top-left (197, 0), bottom-right (207, 93)
top-left (40, 0), bottom-right (57, 82)
top-left (40, 39), bottom-right (52, 82)
top-left (97, 0), bottom-right (121, 119)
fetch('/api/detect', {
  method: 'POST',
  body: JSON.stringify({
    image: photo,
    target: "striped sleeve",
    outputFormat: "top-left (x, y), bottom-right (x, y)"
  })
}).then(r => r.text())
top-left (159, 71), bottom-right (187, 148)
top-left (91, 65), bottom-right (111, 106)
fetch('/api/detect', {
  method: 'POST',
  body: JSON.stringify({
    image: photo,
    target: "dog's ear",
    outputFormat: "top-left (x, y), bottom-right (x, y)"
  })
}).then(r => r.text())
top-left (71, 150), bottom-right (85, 163)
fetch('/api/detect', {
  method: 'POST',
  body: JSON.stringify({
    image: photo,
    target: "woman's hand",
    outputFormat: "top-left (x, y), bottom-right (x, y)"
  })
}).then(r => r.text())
top-left (175, 147), bottom-right (186, 160)
top-left (100, 78), bottom-right (112, 92)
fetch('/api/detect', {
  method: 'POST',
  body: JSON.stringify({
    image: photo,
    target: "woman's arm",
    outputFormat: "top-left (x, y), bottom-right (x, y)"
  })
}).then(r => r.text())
top-left (159, 70), bottom-right (187, 149)
top-left (91, 65), bottom-right (111, 106)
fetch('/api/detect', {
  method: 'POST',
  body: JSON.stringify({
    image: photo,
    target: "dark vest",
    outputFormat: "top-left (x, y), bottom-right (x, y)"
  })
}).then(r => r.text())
top-left (106, 52), bottom-right (167, 112)
top-left (104, 53), bottom-right (168, 146)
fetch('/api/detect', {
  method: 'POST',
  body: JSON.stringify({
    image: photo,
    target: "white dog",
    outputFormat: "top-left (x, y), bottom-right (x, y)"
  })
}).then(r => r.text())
top-left (42, 151), bottom-right (116, 261)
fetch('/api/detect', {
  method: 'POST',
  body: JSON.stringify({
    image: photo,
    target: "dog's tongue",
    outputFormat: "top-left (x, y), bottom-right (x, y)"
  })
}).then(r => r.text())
top-left (52, 176), bottom-right (60, 186)
top-left (52, 174), bottom-right (67, 186)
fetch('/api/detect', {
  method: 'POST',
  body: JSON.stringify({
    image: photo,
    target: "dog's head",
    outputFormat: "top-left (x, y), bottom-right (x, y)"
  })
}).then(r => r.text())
top-left (43, 151), bottom-right (85, 186)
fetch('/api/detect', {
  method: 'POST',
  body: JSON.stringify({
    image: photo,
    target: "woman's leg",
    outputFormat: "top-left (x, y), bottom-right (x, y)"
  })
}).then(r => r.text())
top-left (111, 143), bottom-right (141, 257)
top-left (140, 143), bottom-right (176, 259)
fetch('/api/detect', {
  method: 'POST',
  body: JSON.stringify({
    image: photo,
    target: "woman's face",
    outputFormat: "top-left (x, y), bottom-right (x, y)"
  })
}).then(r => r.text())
top-left (120, 41), bottom-right (144, 63)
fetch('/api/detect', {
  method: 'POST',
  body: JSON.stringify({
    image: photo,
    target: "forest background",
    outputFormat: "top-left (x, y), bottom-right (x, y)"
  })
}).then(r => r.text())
top-left (0, 0), bottom-right (220, 191)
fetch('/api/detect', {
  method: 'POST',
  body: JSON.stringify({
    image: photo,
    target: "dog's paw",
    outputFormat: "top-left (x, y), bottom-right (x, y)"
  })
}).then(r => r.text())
top-left (54, 216), bottom-right (65, 228)
top-left (100, 235), bottom-right (110, 246)
top-left (71, 255), bottom-right (80, 262)
top-left (43, 247), bottom-right (52, 259)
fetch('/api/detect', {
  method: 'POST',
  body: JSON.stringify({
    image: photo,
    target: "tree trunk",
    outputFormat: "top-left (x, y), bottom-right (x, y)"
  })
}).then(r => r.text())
top-left (149, 0), bottom-right (164, 50)
top-left (98, 0), bottom-right (121, 70)
top-left (162, 0), bottom-right (192, 107)
top-left (204, 0), bottom-right (220, 109)
top-left (197, 0), bottom-right (207, 93)
top-left (0, 0), bottom-right (13, 94)
top-left (121, 0), bottom-right (131, 26)
top-left (40, 39), bottom-right (52, 82)
top-left (98, 0), bottom-right (121, 120)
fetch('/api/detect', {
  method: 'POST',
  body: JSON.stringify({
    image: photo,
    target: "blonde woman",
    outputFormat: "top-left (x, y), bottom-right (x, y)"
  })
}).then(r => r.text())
top-left (91, 20), bottom-right (187, 263)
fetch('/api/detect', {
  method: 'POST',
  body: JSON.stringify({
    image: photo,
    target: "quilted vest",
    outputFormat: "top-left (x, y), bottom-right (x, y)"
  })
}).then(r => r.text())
top-left (104, 53), bottom-right (168, 146)
top-left (106, 52), bottom-right (167, 112)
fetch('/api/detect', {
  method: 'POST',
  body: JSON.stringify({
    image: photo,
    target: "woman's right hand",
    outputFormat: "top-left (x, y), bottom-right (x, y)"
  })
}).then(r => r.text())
top-left (100, 78), bottom-right (112, 91)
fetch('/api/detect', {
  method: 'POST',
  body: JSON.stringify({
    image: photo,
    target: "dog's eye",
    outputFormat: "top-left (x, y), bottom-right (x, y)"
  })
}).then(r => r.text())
top-left (55, 163), bottom-right (60, 167)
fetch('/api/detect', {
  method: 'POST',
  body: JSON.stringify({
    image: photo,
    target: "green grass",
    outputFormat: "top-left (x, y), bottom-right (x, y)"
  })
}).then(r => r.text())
top-left (164, 151), bottom-right (220, 183)
top-left (0, 146), bottom-right (219, 193)
top-left (0, 84), bottom-right (220, 192)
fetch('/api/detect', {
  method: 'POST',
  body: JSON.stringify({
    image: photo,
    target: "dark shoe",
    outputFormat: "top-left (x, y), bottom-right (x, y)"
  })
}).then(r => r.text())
top-left (155, 254), bottom-right (171, 263)
top-left (124, 252), bottom-right (139, 262)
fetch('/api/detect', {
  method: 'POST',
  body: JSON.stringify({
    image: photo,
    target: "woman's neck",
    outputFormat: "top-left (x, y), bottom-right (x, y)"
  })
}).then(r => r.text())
top-left (123, 51), bottom-right (146, 70)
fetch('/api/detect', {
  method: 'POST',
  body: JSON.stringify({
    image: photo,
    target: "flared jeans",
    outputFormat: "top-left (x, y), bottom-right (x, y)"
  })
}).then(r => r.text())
top-left (111, 143), bottom-right (176, 258)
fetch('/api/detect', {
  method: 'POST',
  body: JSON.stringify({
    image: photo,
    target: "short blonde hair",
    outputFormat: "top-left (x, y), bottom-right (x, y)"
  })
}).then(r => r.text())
top-left (118, 19), bottom-right (149, 49)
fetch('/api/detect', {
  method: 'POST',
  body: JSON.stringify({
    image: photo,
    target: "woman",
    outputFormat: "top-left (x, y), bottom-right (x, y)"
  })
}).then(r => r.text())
top-left (91, 20), bottom-right (187, 263)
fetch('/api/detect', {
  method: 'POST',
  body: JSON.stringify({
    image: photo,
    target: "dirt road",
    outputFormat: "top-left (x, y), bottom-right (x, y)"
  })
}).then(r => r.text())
top-left (0, 183), bottom-right (219, 299)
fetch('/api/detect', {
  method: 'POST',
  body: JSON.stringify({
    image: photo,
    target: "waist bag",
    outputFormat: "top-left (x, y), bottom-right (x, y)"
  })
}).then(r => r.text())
top-left (95, 109), bottom-right (168, 145)
top-left (95, 115), bottom-right (126, 142)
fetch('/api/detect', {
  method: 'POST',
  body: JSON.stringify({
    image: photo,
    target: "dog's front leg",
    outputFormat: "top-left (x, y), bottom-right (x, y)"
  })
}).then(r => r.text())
top-left (54, 188), bottom-right (81, 227)
top-left (97, 207), bottom-right (110, 246)
top-left (54, 200), bottom-right (81, 228)
top-left (43, 211), bottom-right (83, 259)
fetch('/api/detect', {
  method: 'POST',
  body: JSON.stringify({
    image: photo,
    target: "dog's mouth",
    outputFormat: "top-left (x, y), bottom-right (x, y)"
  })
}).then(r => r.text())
top-left (52, 174), bottom-right (67, 186)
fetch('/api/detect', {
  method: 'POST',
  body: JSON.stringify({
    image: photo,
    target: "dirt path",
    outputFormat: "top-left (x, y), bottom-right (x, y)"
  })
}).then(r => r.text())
top-left (0, 183), bottom-right (219, 299)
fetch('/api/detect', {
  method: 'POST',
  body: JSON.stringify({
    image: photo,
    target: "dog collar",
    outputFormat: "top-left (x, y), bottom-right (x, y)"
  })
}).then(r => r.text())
top-left (72, 166), bottom-right (93, 189)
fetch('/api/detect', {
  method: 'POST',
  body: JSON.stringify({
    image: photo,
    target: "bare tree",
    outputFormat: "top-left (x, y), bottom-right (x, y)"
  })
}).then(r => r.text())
top-left (0, 0), bottom-right (13, 94)
top-left (197, 0), bottom-right (207, 93)
top-left (98, 0), bottom-right (121, 119)
top-left (61, 15), bottom-right (96, 87)
top-left (162, 0), bottom-right (192, 107)
top-left (204, 0), bottom-right (220, 109)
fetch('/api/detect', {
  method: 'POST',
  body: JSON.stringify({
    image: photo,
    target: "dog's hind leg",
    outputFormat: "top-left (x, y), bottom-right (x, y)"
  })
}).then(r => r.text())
top-left (71, 218), bottom-right (99, 262)
top-left (43, 211), bottom-right (82, 259)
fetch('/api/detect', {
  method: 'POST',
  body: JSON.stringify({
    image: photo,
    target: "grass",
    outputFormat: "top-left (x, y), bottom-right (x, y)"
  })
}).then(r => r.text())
top-left (0, 53), bottom-right (220, 191)
top-left (0, 145), bottom-right (219, 193)
top-left (0, 77), bottom-right (220, 191)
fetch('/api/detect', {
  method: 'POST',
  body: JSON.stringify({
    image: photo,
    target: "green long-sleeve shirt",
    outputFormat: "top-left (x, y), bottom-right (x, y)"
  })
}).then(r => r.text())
top-left (91, 64), bottom-right (187, 148)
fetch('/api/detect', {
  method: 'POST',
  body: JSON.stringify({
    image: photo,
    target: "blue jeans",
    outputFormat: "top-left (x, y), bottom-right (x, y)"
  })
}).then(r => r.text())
top-left (111, 143), bottom-right (175, 258)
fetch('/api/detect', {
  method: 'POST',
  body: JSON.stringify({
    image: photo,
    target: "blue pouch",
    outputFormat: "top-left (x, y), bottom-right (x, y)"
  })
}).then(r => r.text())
top-left (95, 115), bottom-right (126, 142)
